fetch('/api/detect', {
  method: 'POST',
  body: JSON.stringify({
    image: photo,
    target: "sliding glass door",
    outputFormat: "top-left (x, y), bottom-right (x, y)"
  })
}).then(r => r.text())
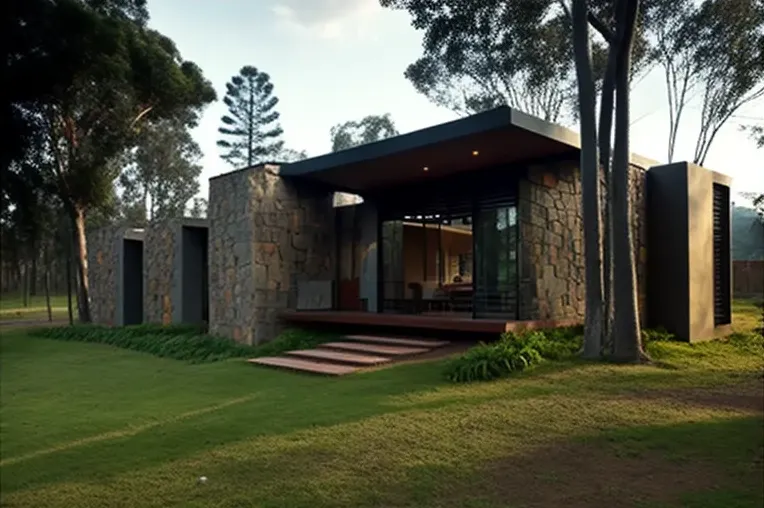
top-left (473, 205), bottom-right (518, 319)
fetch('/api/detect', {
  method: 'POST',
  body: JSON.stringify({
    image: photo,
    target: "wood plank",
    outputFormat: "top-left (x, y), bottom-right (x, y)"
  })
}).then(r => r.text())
top-left (319, 342), bottom-right (430, 356)
top-left (248, 357), bottom-right (358, 376)
top-left (286, 349), bottom-right (392, 366)
top-left (343, 335), bottom-right (449, 348)
top-left (280, 310), bottom-right (581, 334)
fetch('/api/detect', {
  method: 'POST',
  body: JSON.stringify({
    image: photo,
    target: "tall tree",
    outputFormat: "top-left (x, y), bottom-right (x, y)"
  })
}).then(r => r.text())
top-left (217, 66), bottom-right (284, 168)
top-left (330, 114), bottom-right (399, 151)
top-left (188, 197), bottom-right (207, 219)
top-left (383, 0), bottom-right (648, 361)
top-left (691, 0), bottom-right (764, 165)
top-left (278, 148), bottom-right (309, 162)
top-left (7, 0), bottom-right (216, 322)
top-left (119, 119), bottom-right (203, 224)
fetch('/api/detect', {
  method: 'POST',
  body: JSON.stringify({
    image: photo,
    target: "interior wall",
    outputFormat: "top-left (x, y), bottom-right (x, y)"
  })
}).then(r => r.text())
top-left (402, 225), bottom-right (473, 294)
top-left (181, 226), bottom-right (209, 324)
top-left (122, 239), bottom-right (143, 326)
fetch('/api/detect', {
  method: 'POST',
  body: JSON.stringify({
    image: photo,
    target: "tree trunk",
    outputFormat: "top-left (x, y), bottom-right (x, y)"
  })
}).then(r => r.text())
top-left (22, 262), bottom-right (30, 307)
top-left (66, 235), bottom-right (74, 326)
top-left (70, 206), bottom-right (92, 323)
top-left (599, 39), bottom-right (619, 356)
top-left (44, 242), bottom-right (52, 322)
top-left (572, 0), bottom-right (604, 358)
top-left (611, 0), bottom-right (645, 363)
top-left (30, 253), bottom-right (37, 297)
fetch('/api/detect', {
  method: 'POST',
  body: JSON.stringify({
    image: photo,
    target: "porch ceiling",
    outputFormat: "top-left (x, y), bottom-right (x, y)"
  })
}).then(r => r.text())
top-left (279, 107), bottom-right (582, 194)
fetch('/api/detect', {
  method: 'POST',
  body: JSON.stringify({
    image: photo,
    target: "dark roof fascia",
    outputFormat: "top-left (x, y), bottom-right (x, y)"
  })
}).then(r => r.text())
top-left (278, 107), bottom-right (561, 178)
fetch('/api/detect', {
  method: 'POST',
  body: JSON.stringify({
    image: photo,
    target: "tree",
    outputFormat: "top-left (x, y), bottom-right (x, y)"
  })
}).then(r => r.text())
top-left (217, 66), bottom-right (284, 168)
top-left (188, 198), bottom-right (207, 219)
top-left (691, 0), bottom-right (764, 165)
top-left (277, 148), bottom-right (309, 162)
top-left (330, 114), bottom-right (399, 151)
top-left (8, 0), bottom-right (216, 322)
top-left (383, 0), bottom-right (647, 361)
top-left (119, 119), bottom-right (203, 224)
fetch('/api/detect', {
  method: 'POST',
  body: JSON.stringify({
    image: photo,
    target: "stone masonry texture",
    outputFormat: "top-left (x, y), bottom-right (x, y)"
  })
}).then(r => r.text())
top-left (87, 226), bottom-right (122, 326)
top-left (518, 161), bottom-right (647, 324)
top-left (208, 164), bottom-right (335, 345)
top-left (144, 220), bottom-right (177, 325)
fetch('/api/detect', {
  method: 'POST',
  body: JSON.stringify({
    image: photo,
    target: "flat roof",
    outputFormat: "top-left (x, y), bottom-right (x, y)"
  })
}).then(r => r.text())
top-left (212, 107), bottom-right (661, 194)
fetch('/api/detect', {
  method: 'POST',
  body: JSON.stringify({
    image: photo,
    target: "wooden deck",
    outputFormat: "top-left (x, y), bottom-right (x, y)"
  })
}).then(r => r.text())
top-left (280, 311), bottom-right (580, 334)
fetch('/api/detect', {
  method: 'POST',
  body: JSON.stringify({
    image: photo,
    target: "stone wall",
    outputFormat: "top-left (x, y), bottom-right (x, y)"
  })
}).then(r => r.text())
top-left (144, 220), bottom-right (177, 325)
top-left (208, 164), bottom-right (335, 345)
top-left (87, 226), bottom-right (122, 326)
top-left (517, 161), bottom-right (648, 324)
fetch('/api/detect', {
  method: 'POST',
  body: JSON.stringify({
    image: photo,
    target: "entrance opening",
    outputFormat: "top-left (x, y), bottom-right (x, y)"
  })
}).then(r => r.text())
top-left (181, 226), bottom-right (209, 324)
top-left (381, 214), bottom-right (474, 316)
top-left (122, 239), bottom-right (143, 325)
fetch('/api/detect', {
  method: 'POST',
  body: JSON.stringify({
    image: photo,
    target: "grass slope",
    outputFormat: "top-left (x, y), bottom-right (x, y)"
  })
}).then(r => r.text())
top-left (0, 294), bottom-right (74, 322)
top-left (0, 302), bottom-right (761, 508)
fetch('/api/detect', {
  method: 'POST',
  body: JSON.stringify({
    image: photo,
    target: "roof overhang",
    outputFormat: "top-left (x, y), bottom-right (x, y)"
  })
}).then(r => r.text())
top-left (279, 107), bottom-right (584, 194)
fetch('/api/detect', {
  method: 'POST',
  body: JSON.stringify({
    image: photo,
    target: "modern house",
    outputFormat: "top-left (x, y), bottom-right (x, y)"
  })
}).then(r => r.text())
top-left (89, 106), bottom-right (733, 343)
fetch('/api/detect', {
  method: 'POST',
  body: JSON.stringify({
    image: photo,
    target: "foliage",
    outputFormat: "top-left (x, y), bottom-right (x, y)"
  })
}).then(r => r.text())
top-left (33, 324), bottom-right (256, 363)
top-left (277, 148), bottom-right (309, 162)
top-left (330, 114), bottom-right (399, 151)
top-left (188, 197), bottom-right (207, 219)
top-left (444, 327), bottom-right (582, 383)
top-left (641, 327), bottom-right (676, 343)
top-left (118, 119), bottom-right (203, 225)
top-left (217, 66), bottom-right (284, 168)
top-left (7, 0), bottom-right (216, 322)
top-left (690, 0), bottom-right (764, 165)
top-left (731, 205), bottom-right (764, 260)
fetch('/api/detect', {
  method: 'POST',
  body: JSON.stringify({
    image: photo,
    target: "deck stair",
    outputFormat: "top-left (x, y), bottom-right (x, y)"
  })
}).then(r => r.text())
top-left (248, 334), bottom-right (449, 376)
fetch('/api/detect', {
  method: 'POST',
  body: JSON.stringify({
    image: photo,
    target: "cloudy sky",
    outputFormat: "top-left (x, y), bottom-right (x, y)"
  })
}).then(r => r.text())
top-left (148, 0), bottom-right (763, 199)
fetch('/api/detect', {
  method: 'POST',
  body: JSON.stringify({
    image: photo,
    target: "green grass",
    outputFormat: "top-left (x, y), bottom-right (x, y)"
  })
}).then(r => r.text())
top-left (0, 303), bottom-right (762, 508)
top-left (0, 293), bottom-right (75, 322)
top-left (32, 325), bottom-right (339, 363)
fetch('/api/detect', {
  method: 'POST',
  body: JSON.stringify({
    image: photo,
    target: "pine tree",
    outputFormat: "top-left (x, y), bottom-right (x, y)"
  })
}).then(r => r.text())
top-left (217, 66), bottom-right (284, 168)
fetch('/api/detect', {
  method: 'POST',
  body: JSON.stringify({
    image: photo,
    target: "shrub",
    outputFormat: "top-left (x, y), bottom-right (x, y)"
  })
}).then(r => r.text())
top-left (33, 325), bottom-right (339, 364)
top-left (444, 327), bottom-right (582, 383)
top-left (642, 327), bottom-right (675, 343)
top-left (34, 324), bottom-right (257, 363)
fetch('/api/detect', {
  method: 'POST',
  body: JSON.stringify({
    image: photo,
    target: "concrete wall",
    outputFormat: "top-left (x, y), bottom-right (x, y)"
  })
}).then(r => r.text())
top-left (517, 160), bottom-right (648, 323)
top-left (208, 164), bottom-right (335, 344)
top-left (647, 162), bottom-right (732, 342)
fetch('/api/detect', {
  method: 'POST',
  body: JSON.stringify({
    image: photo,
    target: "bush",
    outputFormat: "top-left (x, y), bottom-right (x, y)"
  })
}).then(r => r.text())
top-left (34, 324), bottom-right (257, 363)
top-left (444, 327), bottom-right (582, 383)
top-left (33, 325), bottom-right (339, 364)
top-left (642, 327), bottom-right (675, 343)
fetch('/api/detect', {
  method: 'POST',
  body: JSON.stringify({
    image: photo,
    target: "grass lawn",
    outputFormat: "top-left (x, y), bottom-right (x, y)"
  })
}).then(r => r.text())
top-left (0, 303), bottom-right (762, 507)
top-left (0, 294), bottom-right (74, 322)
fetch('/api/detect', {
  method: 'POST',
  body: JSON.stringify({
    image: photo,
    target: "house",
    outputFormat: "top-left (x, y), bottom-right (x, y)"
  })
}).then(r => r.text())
top-left (88, 106), bottom-right (733, 343)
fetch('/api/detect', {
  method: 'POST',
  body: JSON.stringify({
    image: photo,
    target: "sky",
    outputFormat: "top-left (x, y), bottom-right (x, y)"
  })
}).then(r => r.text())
top-left (147, 0), bottom-right (764, 202)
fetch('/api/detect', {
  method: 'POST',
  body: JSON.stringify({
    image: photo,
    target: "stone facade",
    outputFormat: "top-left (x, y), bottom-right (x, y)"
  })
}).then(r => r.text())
top-left (208, 164), bottom-right (335, 345)
top-left (517, 161), bottom-right (648, 324)
top-left (144, 220), bottom-right (177, 325)
top-left (87, 226), bottom-right (122, 326)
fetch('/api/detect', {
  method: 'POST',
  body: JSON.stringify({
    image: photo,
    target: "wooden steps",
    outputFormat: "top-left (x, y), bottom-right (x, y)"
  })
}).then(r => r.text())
top-left (286, 348), bottom-right (391, 366)
top-left (248, 357), bottom-right (358, 376)
top-left (248, 334), bottom-right (450, 376)
top-left (343, 335), bottom-right (450, 348)
top-left (319, 341), bottom-right (430, 356)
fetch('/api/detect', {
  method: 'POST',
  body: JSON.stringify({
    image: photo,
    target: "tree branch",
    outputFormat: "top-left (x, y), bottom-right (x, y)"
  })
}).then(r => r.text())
top-left (588, 11), bottom-right (613, 43)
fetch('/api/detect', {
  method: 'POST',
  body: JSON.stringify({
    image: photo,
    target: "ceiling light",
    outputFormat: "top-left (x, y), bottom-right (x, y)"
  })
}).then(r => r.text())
top-left (472, 150), bottom-right (479, 156)
top-left (423, 166), bottom-right (429, 171)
